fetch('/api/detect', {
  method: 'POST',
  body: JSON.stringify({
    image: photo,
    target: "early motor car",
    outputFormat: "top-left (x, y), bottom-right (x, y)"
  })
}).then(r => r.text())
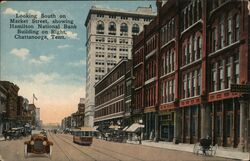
top-left (24, 130), bottom-right (53, 158)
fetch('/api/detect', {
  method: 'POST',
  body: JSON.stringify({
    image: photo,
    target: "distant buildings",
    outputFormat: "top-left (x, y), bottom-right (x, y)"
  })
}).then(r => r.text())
top-left (84, 5), bottom-right (156, 127)
top-left (0, 81), bottom-right (38, 136)
top-left (61, 98), bottom-right (85, 129)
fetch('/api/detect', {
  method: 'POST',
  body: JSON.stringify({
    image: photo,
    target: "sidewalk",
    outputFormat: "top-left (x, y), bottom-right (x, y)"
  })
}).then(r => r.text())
top-left (0, 135), bottom-right (5, 141)
top-left (126, 140), bottom-right (249, 160)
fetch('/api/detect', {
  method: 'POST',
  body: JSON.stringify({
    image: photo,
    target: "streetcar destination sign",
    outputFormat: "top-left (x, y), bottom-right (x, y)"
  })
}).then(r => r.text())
top-left (230, 84), bottom-right (250, 93)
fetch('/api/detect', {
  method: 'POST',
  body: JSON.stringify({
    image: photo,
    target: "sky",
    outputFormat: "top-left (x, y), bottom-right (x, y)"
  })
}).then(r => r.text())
top-left (0, 1), bottom-right (156, 124)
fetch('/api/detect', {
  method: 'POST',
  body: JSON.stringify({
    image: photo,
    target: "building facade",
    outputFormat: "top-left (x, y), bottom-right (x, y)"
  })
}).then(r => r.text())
top-left (0, 81), bottom-right (20, 129)
top-left (84, 6), bottom-right (156, 127)
top-left (132, 0), bottom-right (250, 151)
top-left (94, 59), bottom-right (132, 130)
top-left (0, 84), bottom-right (7, 136)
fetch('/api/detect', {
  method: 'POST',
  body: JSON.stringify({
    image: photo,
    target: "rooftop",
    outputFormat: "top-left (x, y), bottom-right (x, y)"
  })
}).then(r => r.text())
top-left (85, 5), bottom-right (156, 26)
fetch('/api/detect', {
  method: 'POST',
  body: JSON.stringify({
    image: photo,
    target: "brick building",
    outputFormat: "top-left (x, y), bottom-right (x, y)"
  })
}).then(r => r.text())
top-left (0, 81), bottom-right (19, 129)
top-left (132, 0), bottom-right (250, 150)
top-left (94, 59), bottom-right (132, 130)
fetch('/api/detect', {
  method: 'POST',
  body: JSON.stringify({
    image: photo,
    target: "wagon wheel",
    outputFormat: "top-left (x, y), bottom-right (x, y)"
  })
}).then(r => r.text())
top-left (193, 143), bottom-right (200, 155)
top-left (24, 144), bottom-right (28, 158)
top-left (49, 145), bottom-right (53, 159)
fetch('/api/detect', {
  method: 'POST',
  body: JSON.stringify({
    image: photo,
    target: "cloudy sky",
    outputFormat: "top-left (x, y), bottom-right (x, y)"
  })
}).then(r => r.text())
top-left (0, 1), bottom-right (156, 124)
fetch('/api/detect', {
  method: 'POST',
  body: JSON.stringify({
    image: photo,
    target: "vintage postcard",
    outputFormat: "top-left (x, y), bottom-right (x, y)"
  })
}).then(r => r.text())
top-left (0, 0), bottom-right (250, 161)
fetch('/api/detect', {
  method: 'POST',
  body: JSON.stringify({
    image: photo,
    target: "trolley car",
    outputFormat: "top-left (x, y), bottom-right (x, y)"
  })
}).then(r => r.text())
top-left (72, 127), bottom-right (94, 145)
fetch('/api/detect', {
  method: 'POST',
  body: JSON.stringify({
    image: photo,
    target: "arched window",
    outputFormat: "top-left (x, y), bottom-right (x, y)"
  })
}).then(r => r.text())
top-left (120, 23), bottom-right (128, 36)
top-left (132, 24), bottom-right (140, 35)
top-left (109, 22), bottom-right (116, 35)
top-left (120, 23), bottom-right (128, 32)
top-left (96, 21), bottom-right (104, 34)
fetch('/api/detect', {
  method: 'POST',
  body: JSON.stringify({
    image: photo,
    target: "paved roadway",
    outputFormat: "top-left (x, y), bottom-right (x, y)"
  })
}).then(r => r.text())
top-left (0, 132), bottom-right (237, 161)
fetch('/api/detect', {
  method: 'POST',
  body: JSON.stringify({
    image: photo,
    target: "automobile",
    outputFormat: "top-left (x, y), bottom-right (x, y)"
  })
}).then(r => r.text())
top-left (5, 127), bottom-right (24, 140)
top-left (24, 130), bottom-right (53, 158)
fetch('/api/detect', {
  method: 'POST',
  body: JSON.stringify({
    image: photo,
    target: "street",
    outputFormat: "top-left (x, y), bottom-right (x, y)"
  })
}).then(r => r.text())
top-left (0, 132), bottom-right (236, 161)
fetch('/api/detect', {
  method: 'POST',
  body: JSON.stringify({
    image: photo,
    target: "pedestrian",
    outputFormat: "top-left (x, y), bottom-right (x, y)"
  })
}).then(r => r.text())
top-left (3, 130), bottom-right (7, 141)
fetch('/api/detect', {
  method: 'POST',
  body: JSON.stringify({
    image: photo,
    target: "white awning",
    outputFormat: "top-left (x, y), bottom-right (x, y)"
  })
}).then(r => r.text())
top-left (122, 126), bottom-right (128, 131)
top-left (126, 123), bottom-right (144, 132)
top-left (93, 126), bottom-right (99, 131)
top-left (109, 125), bottom-right (121, 130)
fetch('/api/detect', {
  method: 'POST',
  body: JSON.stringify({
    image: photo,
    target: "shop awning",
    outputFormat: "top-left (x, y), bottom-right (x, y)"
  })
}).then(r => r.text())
top-left (126, 123), bottom-right (144, 132)
top-left (122, 126), bottom-right (128, 131)
top-left (109, 125), bottom-right (121, 130)
top-left (93, 126), bottom-right (99, 131)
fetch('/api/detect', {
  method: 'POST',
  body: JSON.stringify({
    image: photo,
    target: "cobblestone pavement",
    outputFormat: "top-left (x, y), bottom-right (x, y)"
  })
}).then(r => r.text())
top-left (0, 133), bottom-right (237, 161)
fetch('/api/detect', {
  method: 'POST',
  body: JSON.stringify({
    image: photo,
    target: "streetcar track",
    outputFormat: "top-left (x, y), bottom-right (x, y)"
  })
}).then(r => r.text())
top-left (61, 134), bottom-right (144, 161)
top-left (49, 132), bottom-right (73, 161)
top-left (57, 134), bottom-right (120, 161)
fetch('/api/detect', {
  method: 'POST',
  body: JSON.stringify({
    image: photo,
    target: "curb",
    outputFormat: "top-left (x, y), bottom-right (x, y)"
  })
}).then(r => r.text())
top-left (126, 140), bottom-right (249, 161)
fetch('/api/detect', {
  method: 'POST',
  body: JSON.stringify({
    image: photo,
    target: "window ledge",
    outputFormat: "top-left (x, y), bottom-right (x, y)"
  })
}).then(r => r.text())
top-left (160, 39), bottom-right (176, 50)
top-left (208, 41), bottom-right (240, 57)
top-left (180, 58), bottom-right (202, 70)
top-left (181, 20), bottom-right (203, 37)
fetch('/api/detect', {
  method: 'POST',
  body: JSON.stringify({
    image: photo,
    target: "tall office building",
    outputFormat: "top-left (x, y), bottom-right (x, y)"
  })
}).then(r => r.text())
top-left (84, 5), bottom-right (155, 127)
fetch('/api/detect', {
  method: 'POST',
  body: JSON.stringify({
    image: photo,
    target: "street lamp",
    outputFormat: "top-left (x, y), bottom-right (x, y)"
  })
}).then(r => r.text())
top-left (139, 119), bottom-right (143, 144)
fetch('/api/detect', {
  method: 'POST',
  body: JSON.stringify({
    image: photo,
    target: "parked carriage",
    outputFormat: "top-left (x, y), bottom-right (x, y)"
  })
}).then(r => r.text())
top-left (72, 127), bottom-right (94, 145)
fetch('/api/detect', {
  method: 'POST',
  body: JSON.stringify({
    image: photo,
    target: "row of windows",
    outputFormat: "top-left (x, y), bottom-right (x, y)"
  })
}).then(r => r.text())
top-left (97, 21), bottom-right (140, 35)
top-left (95, 83), bottom-right (124, 106)
top-left (180, 0), bottom-right (202, 31)
top-left (145, 84), bottom-right (156, 107)
top-left (161, 48), bottom-right (175, 76)
top-left (96, 37), bottom-right (130, 44)
top-left (95, 45), bottom-right (130, 52)
top-left (134, 91), bottom-right (143, 110)
top-left (134, 67), bottom-right (143, 88)
top-left (210, 13), bottom-right (240, 53)
top-left (134, 47), bottom-right (144, 66)
top-left (145, 59), bottom-right (156, 81)
top-left (107, 53), bottom-right (116, 58)
top-left (95, 45), bottom-right (105, 50)
top-left (96, 37), bottom-right (105, 42)
top-left (161, 79), bottom-right (175, 103)
top-left (146, 35), bottom-right (157, 54)
top-left (95, 52), bottom-right (105, 58)
top-left (96, 14), bottom-right (152, 22)
top-left (95, 74), bottom-right (103, 81)
top-left (160, 18), bottom-right (175, 46)
top-left (95, 60), bottom-right (105, 65)
top-left (182, 68), bottom-right (201, 99)
top-left (95, 100), bottom-right (124, 118)
top-left (182, 34), bottom-right (202, 66)
top-left (95, 67), bottom-right (105, 73)
top-left (95, 66), bottom-right (125, 94)
top-left (211, 54), bottom-right (239, 92)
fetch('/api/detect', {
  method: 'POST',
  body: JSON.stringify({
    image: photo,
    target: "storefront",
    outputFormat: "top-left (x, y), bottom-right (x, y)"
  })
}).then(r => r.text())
top-left (209, 99), bottom-right (240, 147)
top-left (144, 112), bottom-right (155, 140)
top-left (182, 105), bottom-right (200, 144)
top-left (159, 111), bottom-right (174, 141)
